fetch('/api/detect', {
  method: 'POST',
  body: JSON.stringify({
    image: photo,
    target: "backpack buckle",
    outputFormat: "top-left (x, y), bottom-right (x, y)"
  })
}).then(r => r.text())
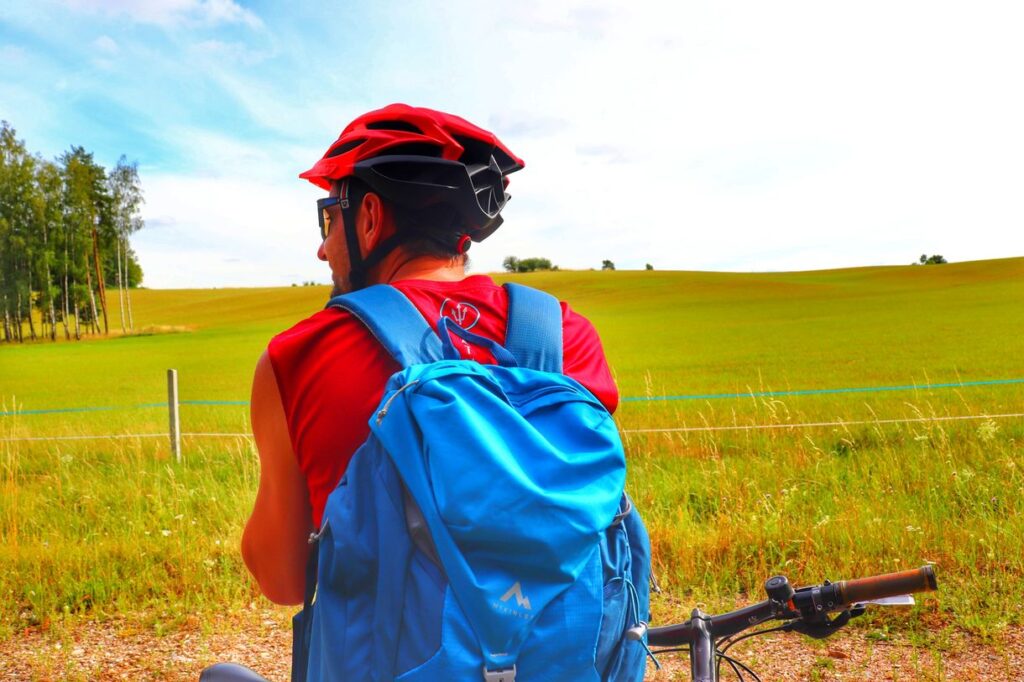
top-left (483, 664), bottom-right (516, 682)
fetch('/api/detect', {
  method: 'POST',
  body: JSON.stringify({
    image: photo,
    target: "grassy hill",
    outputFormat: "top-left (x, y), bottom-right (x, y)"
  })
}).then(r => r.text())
top-left (4, 256), bottom-right (1021, 412)
top-left (1, 257), bottom-right (1022, 641)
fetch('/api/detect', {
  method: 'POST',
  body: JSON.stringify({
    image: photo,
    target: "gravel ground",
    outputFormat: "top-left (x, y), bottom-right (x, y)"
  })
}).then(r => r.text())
top-left (2, 609), bottom-right (1021, 681)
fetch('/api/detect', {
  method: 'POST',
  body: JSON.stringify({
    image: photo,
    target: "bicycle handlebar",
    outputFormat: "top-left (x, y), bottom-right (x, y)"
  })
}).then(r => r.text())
top-left (835, 565), bottom-right (937, 605)
top-left (647, 565), bottom-right (937, 648)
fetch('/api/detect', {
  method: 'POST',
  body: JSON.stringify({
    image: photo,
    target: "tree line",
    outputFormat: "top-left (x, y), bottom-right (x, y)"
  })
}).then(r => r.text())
top-left (0, 121), bottom-right (144, 343)
top-left (502, 256), bottom-right (556, 273)
top-left (503, 257), bottom-right (656, 272)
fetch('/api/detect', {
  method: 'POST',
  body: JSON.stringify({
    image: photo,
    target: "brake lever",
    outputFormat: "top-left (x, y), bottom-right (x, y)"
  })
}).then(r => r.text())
top-left (784, 604), bottom-right (866, 639)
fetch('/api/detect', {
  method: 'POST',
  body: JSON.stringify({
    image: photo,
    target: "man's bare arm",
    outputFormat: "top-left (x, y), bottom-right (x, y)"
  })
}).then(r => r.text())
top-left (241, 350), bottom-right (312, 605)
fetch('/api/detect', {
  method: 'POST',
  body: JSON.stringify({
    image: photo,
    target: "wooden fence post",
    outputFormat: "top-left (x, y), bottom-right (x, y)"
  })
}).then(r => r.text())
top-left (167, 369), bottom-right (181, 462)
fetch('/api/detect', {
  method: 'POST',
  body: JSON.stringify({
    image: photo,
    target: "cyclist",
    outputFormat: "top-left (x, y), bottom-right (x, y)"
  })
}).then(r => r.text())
top-left (241, 103), bottom-right (621, 607)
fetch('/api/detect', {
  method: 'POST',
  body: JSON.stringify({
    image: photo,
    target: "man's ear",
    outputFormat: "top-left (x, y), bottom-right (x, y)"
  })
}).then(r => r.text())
top-left (357, 192), bottom-right (386, 252)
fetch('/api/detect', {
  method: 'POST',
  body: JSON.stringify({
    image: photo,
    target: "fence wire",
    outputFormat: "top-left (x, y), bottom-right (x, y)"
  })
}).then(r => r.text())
top-left (621, 412), bottom-right (1024, 434)
top-left (2, 413), bottom-right (1021, 443)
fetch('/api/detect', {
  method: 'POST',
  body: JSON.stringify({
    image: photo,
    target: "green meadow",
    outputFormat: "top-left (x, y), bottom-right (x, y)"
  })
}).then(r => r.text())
top-left (1, 257), bottom-right (1022, 644)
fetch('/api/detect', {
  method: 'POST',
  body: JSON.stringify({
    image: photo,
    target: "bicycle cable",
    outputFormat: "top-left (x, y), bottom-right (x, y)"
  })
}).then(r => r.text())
top-left (716, 651), bottom-right (762, 682)
top-left (718, 623), bottom-right (792, 657)
top-left (713, 623), bottom-right (791, 680)
top-left (718, 652), bottom-right (746, 681)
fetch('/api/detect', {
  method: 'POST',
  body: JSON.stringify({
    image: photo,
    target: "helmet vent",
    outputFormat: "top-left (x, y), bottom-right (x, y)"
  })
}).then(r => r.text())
top-left (325, 139), bottom-right (365, 158)
top-left (376, 142), bottom-right (443, 158)
top-left (468, 156), bottom-right (505, 217)
top-left (366, 120), bottom-right (423, 134)
top-left (453, 135), bottom-right (521, 175)
top-left (452, 134), bottom-right (492, 165)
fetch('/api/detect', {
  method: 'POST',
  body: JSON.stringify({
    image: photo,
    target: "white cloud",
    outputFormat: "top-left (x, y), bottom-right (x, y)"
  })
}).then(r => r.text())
top-left (422, 0), bottom-right (1024, 273)
top-left (63, 0), bottom-right (262, 29)
top-left (130, 124), bottom-right (333, 288)
top-left (92, 35), bottom-right (118, 54)
top-left (0, 45), bottom-right (28, 64)
top-left (158, 126), bottom-right (326, 190)
top-left (190, 39), bottom-right (266, 66)
top-left (198, 0), bottom-right (261, 29)
top-left (195, 69), bottom-right (338, 138)
top-left (23, 0), bottom-right (1024, 286)
top-left (486, 112), bottom-right (569, 138)
top-left (135, 173), bottom-right (324, 288)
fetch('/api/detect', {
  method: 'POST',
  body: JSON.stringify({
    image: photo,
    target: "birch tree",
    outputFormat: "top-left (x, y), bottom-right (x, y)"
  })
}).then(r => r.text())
top-left (107, 156), bottom-right (144, 333)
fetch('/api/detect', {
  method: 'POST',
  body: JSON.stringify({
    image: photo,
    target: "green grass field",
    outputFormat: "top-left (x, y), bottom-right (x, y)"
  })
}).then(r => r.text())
top-left (1, 257), bottom-right (1022, 644)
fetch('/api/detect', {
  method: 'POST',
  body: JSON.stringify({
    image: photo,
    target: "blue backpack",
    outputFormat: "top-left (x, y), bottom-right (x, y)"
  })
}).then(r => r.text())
top-left (292, 283), bottom-right (653, 682)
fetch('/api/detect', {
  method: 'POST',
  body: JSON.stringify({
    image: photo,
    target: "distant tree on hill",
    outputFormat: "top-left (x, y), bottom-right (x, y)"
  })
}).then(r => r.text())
top-left (519, 257), bottom-right (552, 272)
top-left (645, 263), bottom-right (654, 271)
top-left (601, 260), bottom-right (615, 271)
top-left (917, 254), bottom-right (948, 265)
top-left (503, 255), bottom-right (554, 272)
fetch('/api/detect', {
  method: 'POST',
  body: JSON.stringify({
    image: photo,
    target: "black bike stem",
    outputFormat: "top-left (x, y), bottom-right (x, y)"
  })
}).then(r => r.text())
top-left (689, 608), bottom-right (716, 682)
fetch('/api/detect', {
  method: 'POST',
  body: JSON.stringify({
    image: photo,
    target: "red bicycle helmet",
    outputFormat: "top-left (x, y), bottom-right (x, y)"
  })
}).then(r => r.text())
top-left (301, 104), bottom-right (524, 289)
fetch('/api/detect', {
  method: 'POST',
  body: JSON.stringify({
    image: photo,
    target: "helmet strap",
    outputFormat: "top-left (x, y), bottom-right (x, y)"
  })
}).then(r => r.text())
top-left (339, 179), bottom-right (412, 291)
top-left (339, 179), bottom-right (368, 290)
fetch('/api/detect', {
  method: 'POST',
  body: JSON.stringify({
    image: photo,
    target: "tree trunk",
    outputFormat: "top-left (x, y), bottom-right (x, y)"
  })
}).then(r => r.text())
top-left (62, 245), bottom-right (70, 340)
top-left (61, 278), bottom-right (70, 340)
top-left (45, 261), bottom-right (57, 342)
top-left (42, 221), bottom-right (55, 342)
top-left (73, 299), bottom-right (81, 340)
top-left (124, 240), bottom-right (134, 331)
top-left (126, 285), bottom-right (134, 330)
top-left (91, 219), bottom-right (108, 335)
top-left (85, 266), bottom-right (99, 335)
top-left (2, 300), bottom-right (11, 343)
top-left (15, 293), bottom-right (24, 343)
top-left (27, 303), bottom-right (37, 340)
top-left (25, 270), bottom-right (37, 341)
top-left (116, 238), bottom-right (126, 334)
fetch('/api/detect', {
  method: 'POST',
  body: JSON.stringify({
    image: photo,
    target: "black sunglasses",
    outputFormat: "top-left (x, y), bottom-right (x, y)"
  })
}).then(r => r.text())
top-left (316, 196), bottom-right (349, 240)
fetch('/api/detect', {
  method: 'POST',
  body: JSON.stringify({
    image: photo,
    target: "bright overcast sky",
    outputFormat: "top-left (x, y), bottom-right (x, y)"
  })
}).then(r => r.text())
top-left (2, 1), bottom-right (1022, 288)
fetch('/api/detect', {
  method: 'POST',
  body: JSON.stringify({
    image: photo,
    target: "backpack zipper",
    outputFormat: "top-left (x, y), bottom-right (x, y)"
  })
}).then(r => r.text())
top-left (308, 518), bottom-right (329, 545)
top-left (376, 380), bottom-right (420, 425)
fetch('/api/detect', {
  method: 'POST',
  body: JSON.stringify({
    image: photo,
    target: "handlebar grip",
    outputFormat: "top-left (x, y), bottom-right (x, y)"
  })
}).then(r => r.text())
top-left (836, 566), bottom-right (937, 605)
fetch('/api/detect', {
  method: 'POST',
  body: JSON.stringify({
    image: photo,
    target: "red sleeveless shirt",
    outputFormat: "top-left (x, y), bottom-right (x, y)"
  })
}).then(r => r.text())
top-left (267, 275), bottom-right (618, 526)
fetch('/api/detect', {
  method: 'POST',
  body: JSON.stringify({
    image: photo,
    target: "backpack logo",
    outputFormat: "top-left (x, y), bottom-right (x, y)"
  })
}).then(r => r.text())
top-left (440, 299), bottom-right (481, 330)
top-left (499, 581), bottom-right (532, 611)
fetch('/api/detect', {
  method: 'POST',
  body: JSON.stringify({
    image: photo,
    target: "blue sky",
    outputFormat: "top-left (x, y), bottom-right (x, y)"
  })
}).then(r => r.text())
top-left (2, 1), bottom-right (1023, 287)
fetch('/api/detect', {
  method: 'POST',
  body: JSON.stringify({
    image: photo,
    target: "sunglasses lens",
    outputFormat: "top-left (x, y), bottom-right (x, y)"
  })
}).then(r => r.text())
top-left (320, 208), bottom-right (331, 240)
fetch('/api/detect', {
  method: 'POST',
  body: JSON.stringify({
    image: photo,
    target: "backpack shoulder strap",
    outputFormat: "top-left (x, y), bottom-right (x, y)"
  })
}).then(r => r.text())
top-left (503, 283), bottom-right (563, 373)
top-left (326, 285), bottom-right (443, 368)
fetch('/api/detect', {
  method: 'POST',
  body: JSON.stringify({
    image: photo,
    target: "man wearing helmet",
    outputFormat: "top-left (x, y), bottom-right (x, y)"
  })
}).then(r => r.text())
top-left (240, 104), bottom-right (619, 605)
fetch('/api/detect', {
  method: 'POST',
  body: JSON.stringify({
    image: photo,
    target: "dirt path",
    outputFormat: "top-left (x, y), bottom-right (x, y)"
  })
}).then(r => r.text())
top-left (2, 609), bottom-right (1021, 681)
